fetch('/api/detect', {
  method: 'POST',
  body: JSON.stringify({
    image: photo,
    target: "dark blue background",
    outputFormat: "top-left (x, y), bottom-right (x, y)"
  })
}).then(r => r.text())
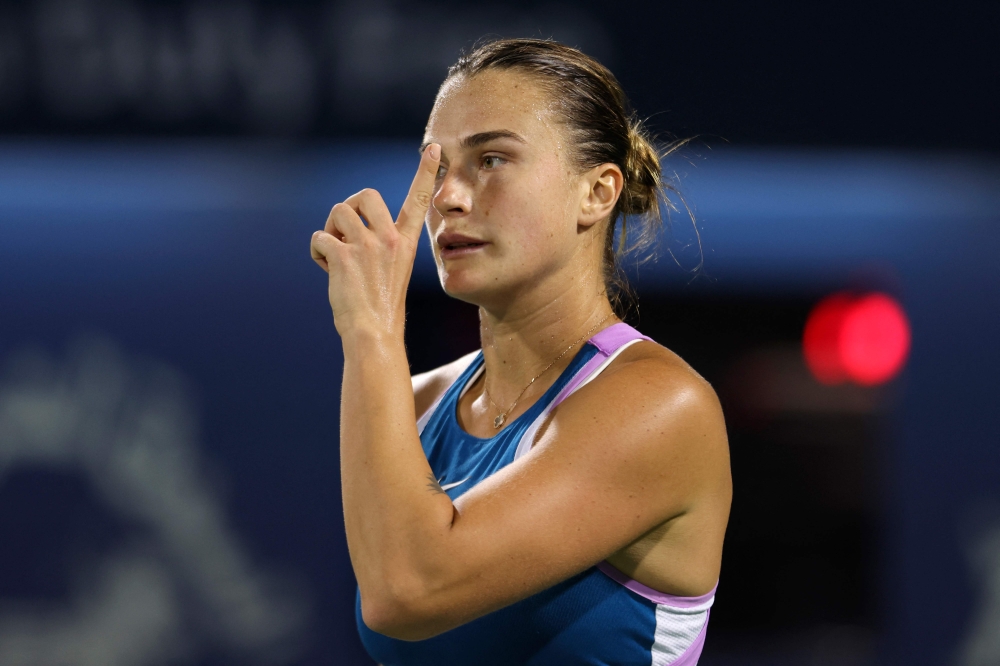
top-left (1, 141), bottom-right (998, 664)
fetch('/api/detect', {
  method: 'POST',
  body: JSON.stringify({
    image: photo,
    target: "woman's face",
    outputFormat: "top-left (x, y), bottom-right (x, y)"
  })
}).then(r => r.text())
top-left (422, 70), bottom-right (598, 310)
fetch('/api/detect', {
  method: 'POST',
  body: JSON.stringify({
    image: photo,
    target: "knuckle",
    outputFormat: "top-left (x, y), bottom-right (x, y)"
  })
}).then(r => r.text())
top-left (412, 191), bottom-right (432, 208)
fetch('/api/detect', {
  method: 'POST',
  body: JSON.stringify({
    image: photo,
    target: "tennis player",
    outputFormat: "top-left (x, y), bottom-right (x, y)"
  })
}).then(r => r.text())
top-left (310, 38), bottom-right (731, 665)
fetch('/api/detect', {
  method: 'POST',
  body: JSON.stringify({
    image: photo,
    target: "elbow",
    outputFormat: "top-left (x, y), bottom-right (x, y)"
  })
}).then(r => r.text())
top-left (360, 595), bottom-right (422, 640)
top-left (359, 574), bottom-right (446, 641)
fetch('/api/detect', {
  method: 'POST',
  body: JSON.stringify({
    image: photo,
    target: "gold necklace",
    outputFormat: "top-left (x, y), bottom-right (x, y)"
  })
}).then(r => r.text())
top-left (483, 312), bottom-right (615, 429)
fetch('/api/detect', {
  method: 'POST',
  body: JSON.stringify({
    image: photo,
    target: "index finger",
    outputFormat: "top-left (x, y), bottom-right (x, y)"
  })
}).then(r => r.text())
top-left (396, 144), bottom-right (440, 239)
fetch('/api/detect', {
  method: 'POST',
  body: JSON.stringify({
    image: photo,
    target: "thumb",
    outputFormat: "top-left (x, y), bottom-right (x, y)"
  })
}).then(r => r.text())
top-left (396, 144), bottom-right (440, 238)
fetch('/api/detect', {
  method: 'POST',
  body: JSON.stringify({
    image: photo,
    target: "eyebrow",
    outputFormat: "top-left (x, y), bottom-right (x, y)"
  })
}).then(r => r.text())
top-left (419, 130), bottom-right (526, 155)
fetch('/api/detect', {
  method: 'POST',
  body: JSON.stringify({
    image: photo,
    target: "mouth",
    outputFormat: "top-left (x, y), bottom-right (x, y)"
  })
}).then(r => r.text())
top-left (443, 241), bottom-right (486, 251)
top-left (437, 234), bottom-right (489, 258)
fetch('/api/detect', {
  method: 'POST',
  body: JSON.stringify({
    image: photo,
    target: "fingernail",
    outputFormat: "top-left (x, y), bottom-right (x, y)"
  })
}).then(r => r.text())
top-left (428, 143), bottom-right (440, 160)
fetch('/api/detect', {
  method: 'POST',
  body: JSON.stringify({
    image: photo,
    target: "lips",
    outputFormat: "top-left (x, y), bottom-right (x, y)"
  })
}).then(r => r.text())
top-left (437, 232), bottom-right (488, 255)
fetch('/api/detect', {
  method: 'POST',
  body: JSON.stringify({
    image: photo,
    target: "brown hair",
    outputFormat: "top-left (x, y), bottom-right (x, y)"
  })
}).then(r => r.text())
top-left (445, 38), bottom-right (693, 317)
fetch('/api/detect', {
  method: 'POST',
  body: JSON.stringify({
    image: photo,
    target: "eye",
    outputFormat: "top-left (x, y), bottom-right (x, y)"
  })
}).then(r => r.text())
top-left (436, 164), bottom-right (447, 179)
top-left (482, 155), bottom-right (506, 170)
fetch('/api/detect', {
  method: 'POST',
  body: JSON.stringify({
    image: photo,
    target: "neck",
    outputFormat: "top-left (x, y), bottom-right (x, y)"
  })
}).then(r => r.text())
top-left (476, 270), bottom-right (617, 410)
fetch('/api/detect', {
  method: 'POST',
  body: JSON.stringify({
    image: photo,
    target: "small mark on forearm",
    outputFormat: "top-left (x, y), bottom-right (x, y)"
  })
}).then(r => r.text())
top-left (426, 473), bottom-right (447, 495)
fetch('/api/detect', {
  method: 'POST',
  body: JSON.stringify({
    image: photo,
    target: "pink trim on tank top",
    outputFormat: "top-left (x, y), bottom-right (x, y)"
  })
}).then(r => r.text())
top-left (544, 323), bottom-right (653, 409)
top-left (596, 562), bottom-right (717, 608)
top-left (588, 322), bottom-right (653, 356)
top-left (547, 353), bottom-right (609, 408)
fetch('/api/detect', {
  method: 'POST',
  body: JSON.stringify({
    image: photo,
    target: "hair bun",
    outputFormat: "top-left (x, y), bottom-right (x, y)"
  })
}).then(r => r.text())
top-left (620, 120), bottom-right (662, 219)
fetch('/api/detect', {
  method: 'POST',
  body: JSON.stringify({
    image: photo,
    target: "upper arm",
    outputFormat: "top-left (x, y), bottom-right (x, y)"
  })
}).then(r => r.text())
top-left (407, 346), bottom-right (730, 637)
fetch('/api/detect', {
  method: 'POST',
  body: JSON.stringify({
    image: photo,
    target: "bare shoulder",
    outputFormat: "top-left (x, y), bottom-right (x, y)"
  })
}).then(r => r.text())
top-left (553, 339), bottom-right (729, 477)
top-left (599, 339), bottom-right (724, 420)
top-left (570, 340), bottom-right (730, 593)
top-left (412, 350), bottom-right (480, 422)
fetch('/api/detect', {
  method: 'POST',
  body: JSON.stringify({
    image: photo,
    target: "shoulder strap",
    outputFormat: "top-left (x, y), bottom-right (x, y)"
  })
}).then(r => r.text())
top-left (512, 323), bottom-right (652, 460)
top-left (588, 321), bottom-right (654, 356)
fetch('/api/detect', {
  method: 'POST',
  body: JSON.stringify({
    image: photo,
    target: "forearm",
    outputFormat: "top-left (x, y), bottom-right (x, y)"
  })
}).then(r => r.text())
top-left (339, 329), bottom-right (456, 610)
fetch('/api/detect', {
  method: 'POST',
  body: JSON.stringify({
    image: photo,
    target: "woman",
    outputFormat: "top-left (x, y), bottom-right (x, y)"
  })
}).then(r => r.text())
top-left (310, 39), bottom-right (731, 665)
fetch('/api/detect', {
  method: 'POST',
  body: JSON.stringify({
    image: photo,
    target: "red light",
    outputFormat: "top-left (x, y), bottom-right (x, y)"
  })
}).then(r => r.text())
top-left (803, 294), bottom-right (856, 384)
top-left (803, 292), bottom-right (911, 386)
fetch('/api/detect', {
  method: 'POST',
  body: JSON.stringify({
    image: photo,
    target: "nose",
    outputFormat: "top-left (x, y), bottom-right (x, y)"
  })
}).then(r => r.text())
top-left (433, 168), bottom-right (472, 218)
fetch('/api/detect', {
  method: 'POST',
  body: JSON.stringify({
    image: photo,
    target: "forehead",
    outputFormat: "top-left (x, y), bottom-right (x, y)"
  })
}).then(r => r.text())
top-left (425, 69), bottom-right (559, 146)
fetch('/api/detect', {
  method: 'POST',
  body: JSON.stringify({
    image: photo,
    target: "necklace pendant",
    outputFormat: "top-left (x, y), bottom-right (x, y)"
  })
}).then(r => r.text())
top-left (493, 413), bottom-right (506, 429)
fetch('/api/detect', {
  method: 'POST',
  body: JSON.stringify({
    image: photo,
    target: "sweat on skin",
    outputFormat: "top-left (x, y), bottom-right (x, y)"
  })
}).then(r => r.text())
top-left (309, 68), bottom-right (730, 641)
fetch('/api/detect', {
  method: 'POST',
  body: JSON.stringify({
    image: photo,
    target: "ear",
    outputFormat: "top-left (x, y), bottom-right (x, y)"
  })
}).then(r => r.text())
top-left (577, 163), bottom-right (624, 229)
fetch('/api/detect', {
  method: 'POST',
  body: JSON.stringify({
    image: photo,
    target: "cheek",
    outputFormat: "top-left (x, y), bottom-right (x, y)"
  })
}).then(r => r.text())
top-left (424, 209), bottom-right (443, 240)
top-left (481, 170), bottom-right (575, 246)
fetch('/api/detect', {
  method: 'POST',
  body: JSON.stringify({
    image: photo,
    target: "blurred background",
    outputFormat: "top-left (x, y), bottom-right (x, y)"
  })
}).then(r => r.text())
top-left (1, 1), bottom-right (998, 664)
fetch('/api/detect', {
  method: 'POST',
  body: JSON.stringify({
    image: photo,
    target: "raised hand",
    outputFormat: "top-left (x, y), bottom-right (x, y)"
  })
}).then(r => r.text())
top-left (310, 144), bottom-right (441, 338)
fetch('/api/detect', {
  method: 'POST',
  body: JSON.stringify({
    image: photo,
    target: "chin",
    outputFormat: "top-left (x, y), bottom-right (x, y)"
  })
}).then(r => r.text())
top-left (437, 268), bottom-right (502, 306)
top-left (438, 276), bottom-right (486, 305)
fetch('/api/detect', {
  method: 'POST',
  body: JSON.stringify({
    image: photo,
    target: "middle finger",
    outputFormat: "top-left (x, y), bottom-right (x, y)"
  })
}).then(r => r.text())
top-left (343, 188), bottom-right (395, 237)
top-left (325, 202), bottom-right (367, 243)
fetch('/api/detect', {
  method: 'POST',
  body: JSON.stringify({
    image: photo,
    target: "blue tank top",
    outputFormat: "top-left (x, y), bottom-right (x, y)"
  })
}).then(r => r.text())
top-left (356, 323), bottom-right (716, 666)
